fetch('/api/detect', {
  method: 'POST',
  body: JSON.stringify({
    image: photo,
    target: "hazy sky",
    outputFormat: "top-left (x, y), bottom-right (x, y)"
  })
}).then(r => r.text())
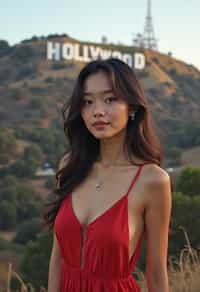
top-left (1, 0), bottom-right (200, 69)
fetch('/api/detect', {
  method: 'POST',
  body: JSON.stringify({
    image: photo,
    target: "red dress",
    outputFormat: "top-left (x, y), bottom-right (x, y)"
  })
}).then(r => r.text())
top-left (54, 163), bottom-right (147, 291)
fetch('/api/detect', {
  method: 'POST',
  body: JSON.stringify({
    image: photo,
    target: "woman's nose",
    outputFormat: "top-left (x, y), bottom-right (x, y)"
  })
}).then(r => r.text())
top-left (93, 101), bottom-right (106, 116)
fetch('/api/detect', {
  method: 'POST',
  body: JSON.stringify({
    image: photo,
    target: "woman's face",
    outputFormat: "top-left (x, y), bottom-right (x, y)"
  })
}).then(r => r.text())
top-left (80, 71), bottom-right (130, 140)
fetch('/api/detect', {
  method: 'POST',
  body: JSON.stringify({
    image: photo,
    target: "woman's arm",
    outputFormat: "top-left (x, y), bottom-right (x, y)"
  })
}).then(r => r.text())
top-left (144, 167), bottom-right (172, 292)
top-left (48, 232), bottom-right (63, 292)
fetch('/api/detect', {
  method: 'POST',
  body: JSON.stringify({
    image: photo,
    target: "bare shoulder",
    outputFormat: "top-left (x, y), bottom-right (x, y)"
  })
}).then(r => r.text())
top-left (142, 163), bottom-right (170, 184)
top-left (141, 163), bottom-right (171, 206)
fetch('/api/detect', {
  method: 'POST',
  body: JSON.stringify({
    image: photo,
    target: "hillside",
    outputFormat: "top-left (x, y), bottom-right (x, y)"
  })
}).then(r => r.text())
top-left (0, 34), bottom-right (200, 128)
top-left (0, 34), bottom-right (200, 170)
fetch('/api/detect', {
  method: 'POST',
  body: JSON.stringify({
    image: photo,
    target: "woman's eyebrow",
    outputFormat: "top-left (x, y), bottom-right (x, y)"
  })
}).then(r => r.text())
top-left (83, 89), bottom-right (113, 97)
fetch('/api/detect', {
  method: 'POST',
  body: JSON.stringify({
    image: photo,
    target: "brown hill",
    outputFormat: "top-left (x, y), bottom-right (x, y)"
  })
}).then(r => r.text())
top-left (0, 34), bottom-right (200, 166)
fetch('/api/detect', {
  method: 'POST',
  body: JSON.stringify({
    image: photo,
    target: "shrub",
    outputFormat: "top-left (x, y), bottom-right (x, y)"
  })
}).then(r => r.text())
top-left (10, 88), bottom-right (23, 101)
top-left (29, 86), bottom-right (46, 95)
top-left (176, 167), bottom-right (200, 197)
top-left (29, 96), bottom-right (45, 110)
top-left (10, 159), bottom-right (39, 178)
top-left (0, 39), bottom-right (10, 56)
top-left (11, 45), bottom-right (35, 62)
top-left (0, 200), bottom-right (17, 229)
top-left (44, 76), bottom-right (54, 83)
top-left (152, 56), bottom-right (159, 64)
top-left (14, 218), bottom-right (43, 244)
top-left (16, 64), bottom-right (36, 80)
top-left (20, 231), bottom-right (53, 289)
top-left (168, 68), bottom-right (178, 77)
top-left (24, 144), bottom-right (43, 162)
top-left (51, 62), bottom-right (66, 70)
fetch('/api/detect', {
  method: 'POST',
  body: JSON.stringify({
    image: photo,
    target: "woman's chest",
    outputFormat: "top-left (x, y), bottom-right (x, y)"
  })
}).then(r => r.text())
top-left (70, 172), bottom-right (146, 260)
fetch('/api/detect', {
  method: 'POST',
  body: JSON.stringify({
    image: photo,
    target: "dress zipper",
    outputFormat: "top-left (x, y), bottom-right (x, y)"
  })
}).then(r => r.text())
top-left (80, 226), bottom-right (87, 268)
top-left (80, 226), bottom-right (87, 292)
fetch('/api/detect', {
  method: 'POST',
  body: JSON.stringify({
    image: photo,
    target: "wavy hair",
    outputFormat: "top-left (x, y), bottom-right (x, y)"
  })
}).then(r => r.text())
top-left (44, 58), bottom-right (163, 228)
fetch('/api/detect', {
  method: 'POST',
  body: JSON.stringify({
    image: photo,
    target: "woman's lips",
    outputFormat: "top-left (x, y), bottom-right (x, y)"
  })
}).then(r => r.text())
top-left (93, 122), bottom-right (109, 129)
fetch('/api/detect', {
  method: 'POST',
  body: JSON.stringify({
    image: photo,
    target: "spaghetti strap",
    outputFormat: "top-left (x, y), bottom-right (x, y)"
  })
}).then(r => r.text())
top-left (125, 162), bottom-right (146, 198)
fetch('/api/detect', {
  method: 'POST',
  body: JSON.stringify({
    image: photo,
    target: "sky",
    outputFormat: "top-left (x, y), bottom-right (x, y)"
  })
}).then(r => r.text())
top-left (1, 0), bottom-right (200, 69)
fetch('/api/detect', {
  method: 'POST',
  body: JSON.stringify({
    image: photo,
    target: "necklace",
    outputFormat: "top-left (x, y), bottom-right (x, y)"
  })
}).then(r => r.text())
top-left (95, 151), bottom-right (130, 191)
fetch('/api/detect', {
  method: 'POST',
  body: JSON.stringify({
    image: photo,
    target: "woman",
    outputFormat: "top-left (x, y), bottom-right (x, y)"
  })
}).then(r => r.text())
top-left (45, 58), bottom-right (172, 292)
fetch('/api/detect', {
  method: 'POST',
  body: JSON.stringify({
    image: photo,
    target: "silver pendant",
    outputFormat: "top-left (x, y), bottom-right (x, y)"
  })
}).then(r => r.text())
top-left (95, 180), bottom-right (103, 191)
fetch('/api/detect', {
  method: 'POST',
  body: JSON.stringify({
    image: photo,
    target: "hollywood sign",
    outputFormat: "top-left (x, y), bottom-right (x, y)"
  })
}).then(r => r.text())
top-left (47, 41), bottom-right (145, 70)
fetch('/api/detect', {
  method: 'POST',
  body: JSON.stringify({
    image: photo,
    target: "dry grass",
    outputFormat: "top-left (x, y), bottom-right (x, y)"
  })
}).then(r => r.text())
top-left (4, 263), bottom-right (47, 291)
top-left (137, 227), bottom-right (200, 292)
top-left (167, 227), bottom-right (200, 292)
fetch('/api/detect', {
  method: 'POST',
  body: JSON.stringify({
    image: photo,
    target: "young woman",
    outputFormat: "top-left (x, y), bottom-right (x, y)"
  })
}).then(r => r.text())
top-left (45, 58), bottom-right (172, 292)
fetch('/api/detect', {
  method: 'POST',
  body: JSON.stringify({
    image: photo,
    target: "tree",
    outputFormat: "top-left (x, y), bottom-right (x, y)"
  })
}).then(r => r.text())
top-left (20, 231), bottom-right (53, 289)
top-left (24, 144), bottom-right (43, 162)
top-left (169, 192), bottom-right (200, 256)
top-left (14, 218), bottom-right (43, 244)
top-left (164, 146), bottom-right (182, 166)
top-left (0, 200), bottom-right (17, 229)
top-left (29, 96), bottom-right (45, 110)
top-left (0, 39), bottom-right (10, 56)
top-left (10, 159), bottom-right (39, 178)
top-left (16, 185), bottom-right (41, 222)
top-left (0, 130), bottom-right (17, 161)
top-left (0, 186), bottom-right (18, 201)
top-left (176, 166), bottom-right (200, 197)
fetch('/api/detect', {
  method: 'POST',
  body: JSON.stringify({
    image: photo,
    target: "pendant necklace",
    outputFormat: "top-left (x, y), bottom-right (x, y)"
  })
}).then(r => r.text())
top-left (95, 150), bottom-right (129, 191)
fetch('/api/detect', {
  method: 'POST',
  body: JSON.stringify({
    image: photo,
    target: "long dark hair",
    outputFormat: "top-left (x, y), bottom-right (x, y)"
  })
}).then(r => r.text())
top-left (44, 58), bottom-right (163, 228)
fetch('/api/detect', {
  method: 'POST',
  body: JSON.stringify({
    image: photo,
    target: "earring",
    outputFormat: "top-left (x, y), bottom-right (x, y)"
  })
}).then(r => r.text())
top-left (129, 112), bottom-right (135, 121)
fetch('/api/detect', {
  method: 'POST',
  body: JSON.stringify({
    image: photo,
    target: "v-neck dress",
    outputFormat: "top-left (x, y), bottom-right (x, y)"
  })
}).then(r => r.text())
top-left (54, 163), bottom-right (147, 291)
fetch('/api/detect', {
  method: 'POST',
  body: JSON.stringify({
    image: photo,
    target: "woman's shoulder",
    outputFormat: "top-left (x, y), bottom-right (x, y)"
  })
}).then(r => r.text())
top-left (142, 163), bottom-right (170, 183)
top-left (141, 163), bottom-right (171, 204)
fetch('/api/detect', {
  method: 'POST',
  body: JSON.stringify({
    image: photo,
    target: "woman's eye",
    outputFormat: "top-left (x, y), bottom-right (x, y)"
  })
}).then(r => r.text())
top-left (82, 99), bottom-right (92, 105)
top-left (105, 97), bottom-right (117, 103)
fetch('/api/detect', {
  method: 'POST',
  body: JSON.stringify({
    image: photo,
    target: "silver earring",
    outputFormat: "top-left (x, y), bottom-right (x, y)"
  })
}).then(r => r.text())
top-left (129, 112), bottom-right (135, 121)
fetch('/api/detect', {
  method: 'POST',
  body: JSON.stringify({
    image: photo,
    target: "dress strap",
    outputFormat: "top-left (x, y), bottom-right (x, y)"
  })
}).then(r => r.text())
top-left (125, 163), bottom-right (147, 198)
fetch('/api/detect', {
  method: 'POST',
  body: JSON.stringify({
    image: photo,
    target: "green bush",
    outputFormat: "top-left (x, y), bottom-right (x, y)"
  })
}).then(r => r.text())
top-left (24, 144), bottom-right (43, 162)
top-left (0, 200), bottom-right (17, 229)
top-left (152, 56), bottom-right (159, 64)
top-left (16, 185), bottom-right (42, 222)
top-left (11, 45), bottom-right (35, 62)
top-left (164, 146), bottom-right (182, 166)
top-left (20, 231), bottom-right (53, 289)
top-left (51, 62), bottom-right (66, 70)
top-left (10, 88), bottom-right (23, 101)
top-left (0, 39), bottom-right (10, 56)
top-left (13, 127), bottom-right (28, 139)
top-left (45, 76), bottom-right (54, 83)
top-left (10, 159), bottom-right (39, 178)
top-left (169, 191), bottom-right (200, 255)
top-left (0, 186), bottom-right (18, 202)
top-left (29, 96), bottom-right (45, 110)
top-left (0, 178), bottom-right (43, 230)
top-left (168, 68), bottom-right (178, 77)
top-left (0, 153), bottom-right (9, 164)
top-left (0, 130), bottom-right (17, 156)
top-left (176, 166), bottom-right (200, 197)
top-left (29, 86), bottom-right (46, 95)
top-left (16, 64), bottom-right (36, 80)
top-left (14, 218), bottom-right (43, 244)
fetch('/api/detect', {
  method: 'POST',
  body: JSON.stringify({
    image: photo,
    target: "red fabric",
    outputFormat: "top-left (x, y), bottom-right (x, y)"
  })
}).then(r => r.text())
top-left (54, 163), bottom-right (147, 291)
